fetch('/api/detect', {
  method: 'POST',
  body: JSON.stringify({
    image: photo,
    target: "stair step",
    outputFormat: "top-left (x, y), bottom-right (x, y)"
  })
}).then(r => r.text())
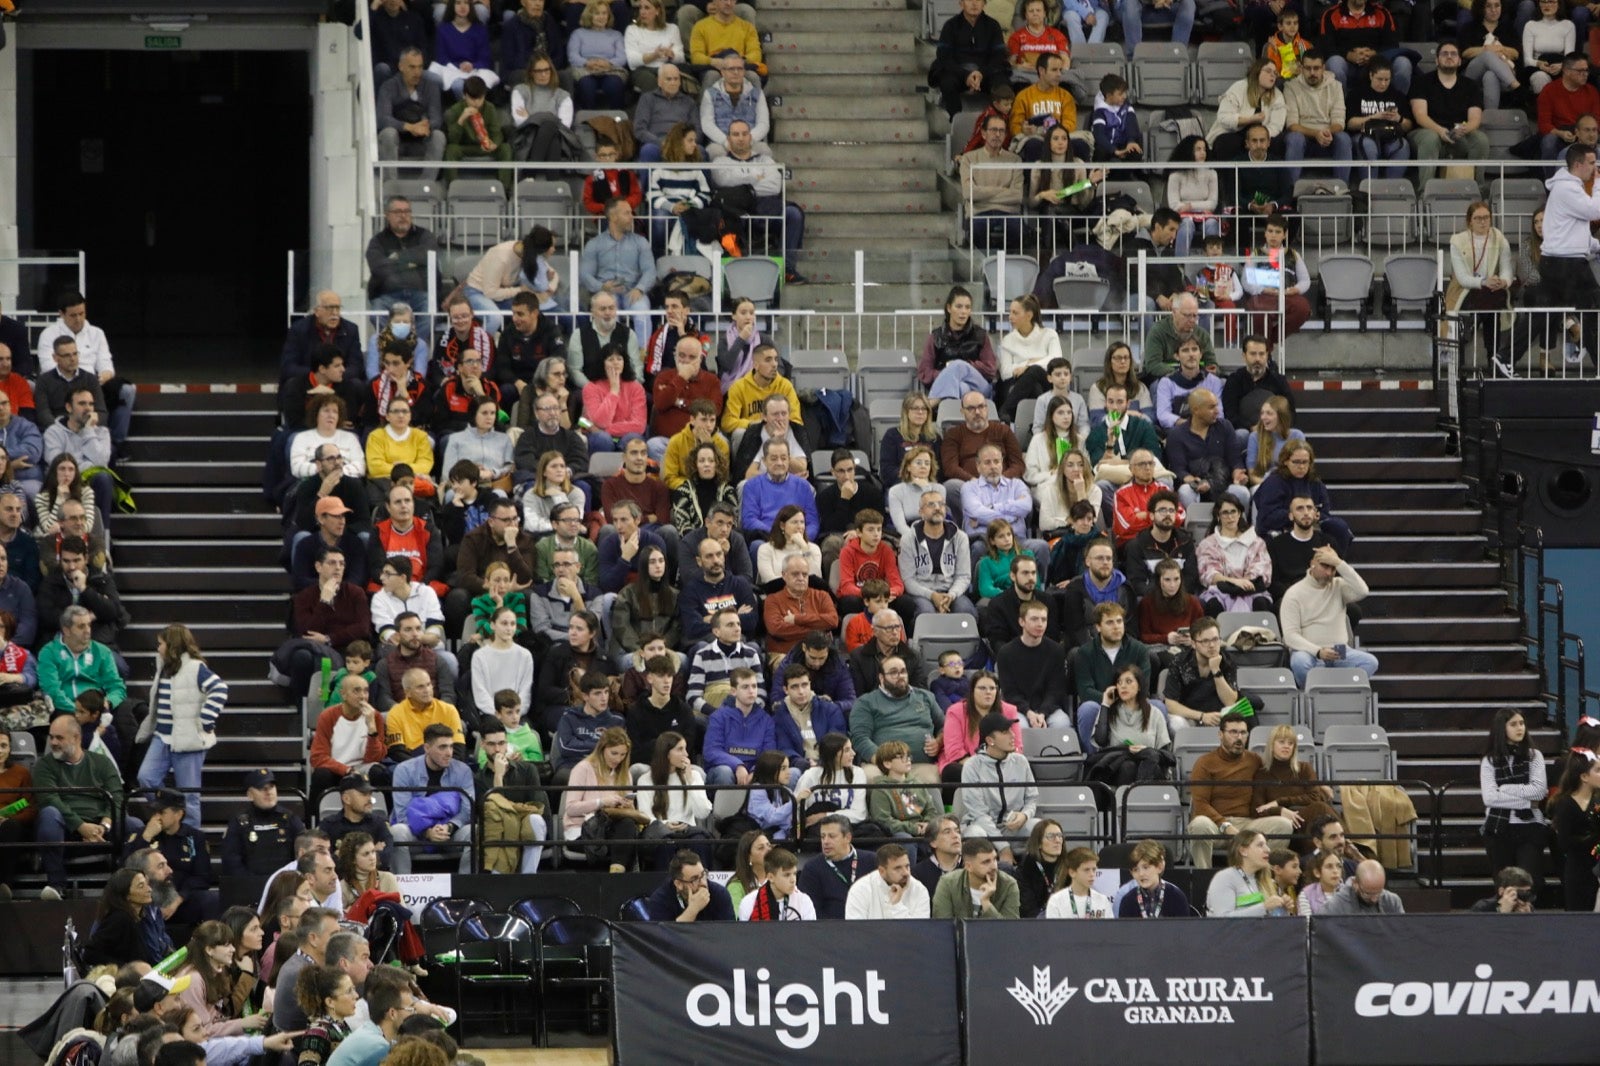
top-left (133, 391), bottom-right (277, 412)
top-left (807, 211), bottom-right (951, 239)
top-left (768, 29), bottom-right (916, 51)
top-left (132, 409), bottom-right (278, 435)
top-left (1351, 535), bottom-right (1488, 563)
top-left (792, 190), bottom-right (943, 214)
top-left (772, 119), bottom-right (931, 144)
top-left (765, 52), bottom-right (921, 75)
top-left (120, 461), bottom-right (267, 487)
top-left (1373, 672), bottom-right (1541, 700)
top-left (789, 256), bottom-right (953, 284)
top-left (770, 73), bottom-right (919, 95)
top-left (784, 282), bottom-right (944, 312)
top-left (212, 737), bottom-right (307, 762)
top-left (1381, 699), bottom-right (1549, 732)
top-left (123, 622), bottom-right (285, 652)
top-left (1391, 728), bottom-right (1562, 758)
top-left (124, 485), bottom-right (278, 510)
top-left (760, 8), bottom-right (917, 31)
top-left (134, 436), bottom-right (267, 463)
top-left (788, 167), bottom-right (940, 192)
top-left (1361, 587), bottom-right (1509, 618)
top-left (1295, 408), bottom-right (1439, 433)
top-left (114, 513), bottom-right (283, 537)
top-left (1360, 614), bottom-right (1519, 642)
top-left (118, 566), bottom-right (289, 592)
top-left (796, 239), bottom-right (954, 262)
top-left (1336, 482), bottom-right (1468, 508)
top-left (1311, 432), bottom-right (1447, 459)
top-left (775, 141), bottom-right (948, 169)
top-left (122, 593), bottom-right (288, 623)
top-left (759, 0), bottom-right (904, 9)
top-left (772, 95), bottom-right (922, 122)
top-left (116, 534), bottom-right (281, 569)
top-left (123, 649), bottom-right (274, 679)
top-left (1293, 389), bottom-right (1436, 408)
top-left (1318, 456), bottom-right (1462, 481)
top-left (1361, 643), bottom-right (1528, 672)
top-left (210, 679), bottom-right (299, 707)
top-left (1359, 561), bottom-right (1502, 588)
top-left (1342, 509), bottom-right (1482, 535)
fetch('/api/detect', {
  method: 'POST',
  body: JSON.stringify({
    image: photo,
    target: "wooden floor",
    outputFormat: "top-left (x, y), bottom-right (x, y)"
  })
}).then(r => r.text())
top-left (473, 1050), bottom-right (610, 1065)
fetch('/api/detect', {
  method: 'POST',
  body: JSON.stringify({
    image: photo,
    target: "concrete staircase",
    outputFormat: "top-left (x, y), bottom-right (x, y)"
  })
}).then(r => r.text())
top-left (1298, 385), bottom-right (1551, 906)
top-left (117, 390), bottom-right (301, 844)
top-left (762, 0), bottom-right (954, 310)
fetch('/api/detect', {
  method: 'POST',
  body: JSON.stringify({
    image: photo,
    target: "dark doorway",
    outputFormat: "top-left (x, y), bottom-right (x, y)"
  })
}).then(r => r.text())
top-left (29, 48), bottom-right (310, 379)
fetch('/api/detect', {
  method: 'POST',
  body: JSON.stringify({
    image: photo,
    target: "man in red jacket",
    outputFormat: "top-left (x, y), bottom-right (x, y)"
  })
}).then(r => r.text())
top-left (1538, 54), bottom-right (1600, 159)
top-left (649, 336), bottom-right (723, 458)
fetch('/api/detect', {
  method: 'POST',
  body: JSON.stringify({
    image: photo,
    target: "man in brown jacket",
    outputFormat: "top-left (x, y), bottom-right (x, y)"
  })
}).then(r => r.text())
top-left (1185, 711), bottom-right (1294, 867)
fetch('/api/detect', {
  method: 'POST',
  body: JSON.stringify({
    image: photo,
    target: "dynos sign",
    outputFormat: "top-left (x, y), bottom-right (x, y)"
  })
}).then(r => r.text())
top-left (612, 921), bottom-right (960, 1063)
top-left (962, 918), bottom-right (1309, 1066)
top-left (1311, 914), bottom-right (1600, 1066)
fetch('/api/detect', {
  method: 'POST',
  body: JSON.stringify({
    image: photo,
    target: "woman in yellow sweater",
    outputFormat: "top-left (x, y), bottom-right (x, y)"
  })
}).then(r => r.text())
top-left (365, 397), bottom-right (436, 497)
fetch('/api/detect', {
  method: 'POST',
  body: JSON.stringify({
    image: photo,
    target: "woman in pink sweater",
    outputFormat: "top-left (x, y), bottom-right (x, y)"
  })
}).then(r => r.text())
top-left (581, 345), bottom-right (648, 451)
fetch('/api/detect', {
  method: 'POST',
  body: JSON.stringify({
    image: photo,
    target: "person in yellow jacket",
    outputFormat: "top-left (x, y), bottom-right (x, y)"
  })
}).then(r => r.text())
top-left (720, 344), bottom-right (801, 437)
top-left (662, 399), bottom-right (733, 489)
top-left (1008, 52), bottom-right (1079, 154)
top-left (688, 0), bottom-right (766, 79)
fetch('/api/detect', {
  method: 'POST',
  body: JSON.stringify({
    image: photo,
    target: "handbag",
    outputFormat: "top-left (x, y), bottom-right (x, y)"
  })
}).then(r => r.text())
top-left (578, 811), bottom-right (612, 862)
top-left (1363, 118), bottom-right (1402, 144)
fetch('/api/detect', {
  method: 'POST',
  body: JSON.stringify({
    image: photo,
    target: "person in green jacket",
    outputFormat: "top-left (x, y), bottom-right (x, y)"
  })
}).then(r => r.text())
top-left (444, 76), bottom-right (512, 187)
top-left (35, 711), bottom-right (136, 897)
top-left (930, 837), bottom-right (1020, 919)
top-left (39, 605), bottom-right (133, 771)
top-left (848, 655), bottom-right (943, 781)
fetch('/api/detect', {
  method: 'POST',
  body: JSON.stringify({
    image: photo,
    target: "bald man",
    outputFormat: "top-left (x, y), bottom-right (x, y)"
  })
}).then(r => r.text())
top-left (281, 289), bottom-right (363, 381)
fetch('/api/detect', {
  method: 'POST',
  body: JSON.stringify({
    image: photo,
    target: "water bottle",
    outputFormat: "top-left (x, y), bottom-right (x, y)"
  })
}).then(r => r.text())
top-left (62, 919), bottom-right (78, 987)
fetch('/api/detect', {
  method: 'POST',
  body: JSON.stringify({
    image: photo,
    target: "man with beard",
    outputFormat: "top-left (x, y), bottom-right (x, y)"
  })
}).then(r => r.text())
top-left (373, 612), bottom-right (459, 712)
top-left (849, 655), bottom-right (942, 781)
top-left (124, 790), bottom-right (219, 929)
top-left (1405, 39), bottom-right (1487, 189)
top-left (980, 553), bottom-right (1060, 650)
top-left (34, 712), bottom-right (135, 899)
top-left (1186, 712), bottom-right (1294, 867)
top-left (1220, 333), bottom-right (1294, 435)
top-left (1120, 489), bottom-right (1202, 600)
top-left (1267, 495), bottom-right (1330, 604)
top-left (677, 535), bottom-right (758, 646)
top-left (321, 773), bottom-right (395, 865)
top-left (1282, 544), bottom-right (1379, 687)
top-left (1059, 537), bottom-right (1132, 649)
top-left (121, 847), bottom-right (176, 960)
top-left (845, 842), bottom-right (930, 918)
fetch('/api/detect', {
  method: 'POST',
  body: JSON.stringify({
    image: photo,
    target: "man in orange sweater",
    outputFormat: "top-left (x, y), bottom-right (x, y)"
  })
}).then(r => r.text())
top-left (1186, 711), bottom-right (1294, 866)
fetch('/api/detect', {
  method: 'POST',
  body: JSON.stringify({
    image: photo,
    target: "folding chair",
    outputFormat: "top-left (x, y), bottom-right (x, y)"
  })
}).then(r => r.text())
top-left (1023, 728), bottom-right (1085, 784)
top-left (1234, 667), bottom-right (1301, 730)
top-left (911, 613), bottom-right (982, 668)
top-left (1037, 784), bottom-right (1101, 851)
top-left (1303, 669), bottom-right (1377, 740)
top-left (1320, 724), bottom-right (1395, 780)
top-left (1318, 254), bottom-right (1375, 329)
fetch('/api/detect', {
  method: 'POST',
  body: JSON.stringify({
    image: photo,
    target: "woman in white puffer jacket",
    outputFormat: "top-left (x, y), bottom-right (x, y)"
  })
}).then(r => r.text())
top-left (136, 624), bottom-right (229, 830)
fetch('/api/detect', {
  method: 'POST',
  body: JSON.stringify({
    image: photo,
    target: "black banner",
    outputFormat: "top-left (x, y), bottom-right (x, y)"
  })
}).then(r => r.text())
top-left (612, 921), bottom-right (961, 1064)
top-left (962, 918), bottom-right (1309, 1066)
top-left (1311, 914), bottom-right (1600, 1066)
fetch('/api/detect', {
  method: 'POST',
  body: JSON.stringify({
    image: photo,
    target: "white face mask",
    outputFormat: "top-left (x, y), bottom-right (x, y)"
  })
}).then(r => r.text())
top-left (390, 322), bottom-right (412, 340)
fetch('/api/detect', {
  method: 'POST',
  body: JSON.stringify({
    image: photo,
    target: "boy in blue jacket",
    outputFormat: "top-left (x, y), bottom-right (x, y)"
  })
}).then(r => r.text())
top-left (702, 668), bottom-right (776, 787)
top-left (1090, 73), bottom-right (1143, 163)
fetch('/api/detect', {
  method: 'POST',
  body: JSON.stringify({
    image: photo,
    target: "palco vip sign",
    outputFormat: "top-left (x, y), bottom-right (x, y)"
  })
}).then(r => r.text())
top-left (962, 918), bottom-right (1309, 1066)
top-left (1311, 914), bottom-right (1600, 1066)
top-left (612, 921), bottom-right (961, 1064)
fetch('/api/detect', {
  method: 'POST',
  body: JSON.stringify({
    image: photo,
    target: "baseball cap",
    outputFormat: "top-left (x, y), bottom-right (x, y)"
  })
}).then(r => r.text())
top-left (133, 973), bottom-right (192, 1012)
top-left (314, 497), bottom-right (353, 518)
top-left (979, 713), bottom-right (1013, 741)
top-left (338, 774), bottom-right (373, 794)
top-left (244, 769), bottom-right (276, 790)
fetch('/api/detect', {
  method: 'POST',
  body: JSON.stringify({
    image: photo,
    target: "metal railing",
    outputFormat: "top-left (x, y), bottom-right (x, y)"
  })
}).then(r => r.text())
top-left (0, 253), bottom-right (88, 325)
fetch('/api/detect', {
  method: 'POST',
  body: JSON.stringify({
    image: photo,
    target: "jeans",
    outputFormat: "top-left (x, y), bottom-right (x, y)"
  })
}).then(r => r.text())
top-left (972, 211), bottom-right (1024, 253)
top-left (37, 806), bottom-right (143, 889)
top-left (463, 286), bottom-right (512, 338)
top-left (707, 764), bottom-right (802, 789)
top-left (1326, 53), bottom-right (1413, 95)
top-left (1076, 699), bottom-right (1170, 753)
top-left (1353, 132), bottom-right (1411, 180)
top-left (390, 821), bottom-right (475, 874)
top-left (1283, 130), bottom-right (1352, 184)
top-left (1178, 480), bottom-right (1251, 513)
top-left (519, 815), bottom-right (550, 873)
top-left (909, 595), bottom-right (978, 618)
top-left (137, 737), bottom-right (208, 830)
top-left (1117, 0), bottom-right (1196, 49)
top-left (1463, 50), bottom-right (1518, 111)
top-left (1288, 647), bottom-right (1381, 687)
top-left (1063, 7), bottom-right (1110, 43)
top-left (574, 73), bottom-right (627, 110)
top-left (639, 142), bottom-right (665, 163)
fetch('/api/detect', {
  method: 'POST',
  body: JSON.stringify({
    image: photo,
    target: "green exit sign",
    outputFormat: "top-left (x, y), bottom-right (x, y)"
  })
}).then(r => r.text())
top-left (144, 34), bottom-right (182, 49)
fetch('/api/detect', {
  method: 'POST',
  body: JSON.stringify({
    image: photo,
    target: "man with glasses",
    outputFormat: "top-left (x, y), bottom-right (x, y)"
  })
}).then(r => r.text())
top-left (365, 193), bottom-right (440, 317)
top-left (1281, 543), bottom-right (1378, 686)
top-left (1538, 55), bottom-right (1598, 159)
top-left (849, 610), bottom-right (928, 696)
top-left (940, 390), bottom-right (1024, 495)
top-left (1406, 39), bottom-right (1488, 189)
top-left (374, 46), bottom-right (445, 183)
top-left (849, 655), bottom-right (943, 782)
top-left (649, 338), bottom-right (722, 463)
top-left (1160, 615), bottom-right (1234, 729)
top-left (534, 502), bottom-right (600, 584)
top-left (732, 392), bottom-right (811, 482)
top-left (1111, 448), bottom-right (1177, 547)
top-left (642, 848), bottom-right (735, 920)
top-left (512, 391), bottom-right (590, 480)
top-left (528, 546), bottom-right (604, 653)
top-left (1186, 711), bottom-right (1294, 867)
top-left (330, 975), bottom-right (417, 1066)
top-left (900, 489), bottom-right (976, 619)
top-left (447, 496), bottom-right (536, 631)
top-left (1059, 537), bottom-right (1133, 649)
top-left (281, 290), bottom-right (362, 381)
top-left (1121, 489), bottom-right (1201, 601)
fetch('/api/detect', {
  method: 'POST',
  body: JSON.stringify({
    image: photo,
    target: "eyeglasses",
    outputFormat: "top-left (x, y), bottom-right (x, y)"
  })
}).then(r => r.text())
top-left (1152, 507), bottom-right (1177, 516)
top-left (962, 404), bottom-right (987, 412)
top-left (1041, 832), bottom-right (1064, 841)
top-left (873, 622), bottom-right (903, 631)
top-left (1131, 460), bottom-right (1156, 468)
top-left (674, 874), bottom-right (707, 888)
top-left (882, 667), bottom-right (908, 677)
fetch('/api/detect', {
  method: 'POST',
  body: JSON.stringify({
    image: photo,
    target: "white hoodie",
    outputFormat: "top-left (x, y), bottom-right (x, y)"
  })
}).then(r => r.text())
top-left (1542, 166), bottom-right (1600, 258)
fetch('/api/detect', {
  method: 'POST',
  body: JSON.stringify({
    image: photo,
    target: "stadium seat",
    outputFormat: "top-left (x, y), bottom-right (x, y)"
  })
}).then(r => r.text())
top-left (1303, 669), bottom-right (1377, 740)
top-left (981, 253), bottom-right (1039, 318)
top-left (1218, 611), bottom-right (1281, 641)
top-left (1022, 727), bottom-right (1085, 783)
top-left (1234, 667), bottom-right (1301, 730)
top-left (946, 108), bottom-right (984, 164)
top-left (1382, 253), bottom-right (1439, 327)
top-left (1421, 178), bottom-right (1482, 245)
top-left (1184, 500), bottom-right (1213, 530)
top-left (1195, 41), bottom-right (1251, 103)
top-left (1172, 729), bottom-right (1216, 783)
top-left (514, 178), bottom-right (576, 248)
top-left (1295, 178), bottom-right (1354, 250)
top-left (1013, 397), bottom-right (1037, 453)
top-left (1320, 723), bottom-right (1395, 780)
top-left (1480, 109), bottom-right (1531, 159)
top-left (1359, 178), bottom-right (1416, 248)
top-left (1101, 179), bottom-right (1156, 217)
top-left (1053, 276), bottom-right (1111, 313)
top-left (723, 257), bottom-right (781, 310)
top-left (589, 452), bottom-right (625, 479)
top-left (448, 178), bottom-right (509, 251)
top-left (788, 349), bottom-right (851, 393)
top-left (867, 397), bottom-right (902, 467)
top-left (857, 349), bottom-right (919, 405)
top-left (1071, 42), bottom-right (1127, 91)
top-left (911, 613), bottom-right (981, 668)
top-left (1116, 783), bottom-right (1187, 859)
top-left (1489, 177), bottom-right (1544, 247)
top-left (1318, 254), bottom-right (1375, 329)
top-left (1036, 784), bottom-right (1101, 850)
top-left (8, 731), bottom-right (35, 770)
top-left (1130, 42), bottom-right (1193, 107)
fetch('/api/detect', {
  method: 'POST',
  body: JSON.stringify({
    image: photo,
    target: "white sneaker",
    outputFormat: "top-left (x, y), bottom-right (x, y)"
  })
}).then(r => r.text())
top-left (1566, 343), bottom-right (1589, 366)
top-left (1491, 355), bottom-right (1516, 379)
top-left (39, 885), bottom-right (62, 901)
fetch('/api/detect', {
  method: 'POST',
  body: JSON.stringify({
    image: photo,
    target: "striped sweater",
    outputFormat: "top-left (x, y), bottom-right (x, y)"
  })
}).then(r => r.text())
top-left (149, 654), bottom-right (229, 752)
top-left (686, 639), bottom-right (765, 716)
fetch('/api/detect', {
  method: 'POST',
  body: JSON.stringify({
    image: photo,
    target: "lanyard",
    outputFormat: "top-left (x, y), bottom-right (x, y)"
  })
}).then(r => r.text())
top-left (830, 854), bottom-right (856, 886)
top-left (1137, 883), bottom-right (1165, 919)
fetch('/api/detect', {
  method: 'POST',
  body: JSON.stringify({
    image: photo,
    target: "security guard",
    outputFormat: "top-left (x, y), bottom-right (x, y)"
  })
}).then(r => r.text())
top-left (219, 769), bottom-right (304, 877)
top-left (124, 788), bottom-right (220, 927)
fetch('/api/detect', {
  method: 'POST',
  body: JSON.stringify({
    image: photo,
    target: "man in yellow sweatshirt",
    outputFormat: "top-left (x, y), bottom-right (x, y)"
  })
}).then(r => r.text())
top-left (689, 0), bottom-right (766, 80)
top-left (721, 343), bottom-right (802, 441)
top-left (1008, 52), bottom-right (1078, 157)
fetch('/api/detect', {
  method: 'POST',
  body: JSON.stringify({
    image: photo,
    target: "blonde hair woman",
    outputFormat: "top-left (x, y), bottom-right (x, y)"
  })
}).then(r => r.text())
top-left (880, 394), bottom-right (942, 489)
top-left (623, 0), bottom-right (685, 93)
top-left (563, 726), bottom-right (648, 871)
top-left (520, 450), bottom-right (587, 533)
top-left (1246, 395), bottom-right (1304, 485)
top-left (1252, 725), bottom-right (1335, 852)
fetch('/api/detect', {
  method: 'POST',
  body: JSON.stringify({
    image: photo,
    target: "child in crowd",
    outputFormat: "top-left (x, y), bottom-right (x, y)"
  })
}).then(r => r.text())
top-left (843, 580), bottom-right (889, 652)
top-left (976, 519), bottom-right (1027, 600)
top-left (1045, 846), bottom-right (1113, 918)
top-left (329, 641), bottom-right (376, 696)
top-left (1190, 233), bottom-right (1242, 344)
top-left (959, 83), bottom-right (1018, 158)
top-left (930, 651), bottom-right (968, 712)
top-left (74, 690), bottom-right (119, 770)
top-left (738, 847), bottom-right (816, 920)
top-left (581, 140), bottom-right (644, 215)
top-left (1268, 847), bottom-right (1301, 915)
top-left (1090, 73), bottom-right (1142, 163)
top-left (479, 688), bottom-right (544, 766)
top-left (1263, 9), bottom-right (1310, 83)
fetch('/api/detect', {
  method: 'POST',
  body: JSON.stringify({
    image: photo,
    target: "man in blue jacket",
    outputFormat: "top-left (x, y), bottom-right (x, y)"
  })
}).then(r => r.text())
top-left (703, 668), bottom-right (776, 787)
top-left (678, 536), bottom-right (758, 647)
top-left (738, 440), bottom-right (818, 549)
top-left (774, 631), bottom-right (857, 715)
top-left (388, 724), bottom-right (476, 874)
top-left (771, 663), bottom-right (848, 772)
top-left (641, 849), bottom-right (735, 921)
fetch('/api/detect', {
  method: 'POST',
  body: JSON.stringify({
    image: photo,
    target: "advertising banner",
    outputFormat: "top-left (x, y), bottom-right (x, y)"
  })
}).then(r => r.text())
top-left (962, 917), bottom-right (1310, 1066)
top-left (613, 920), bottom-right (961, 1064)
top-left (1311, 914), bottom-right (1600, 1066)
